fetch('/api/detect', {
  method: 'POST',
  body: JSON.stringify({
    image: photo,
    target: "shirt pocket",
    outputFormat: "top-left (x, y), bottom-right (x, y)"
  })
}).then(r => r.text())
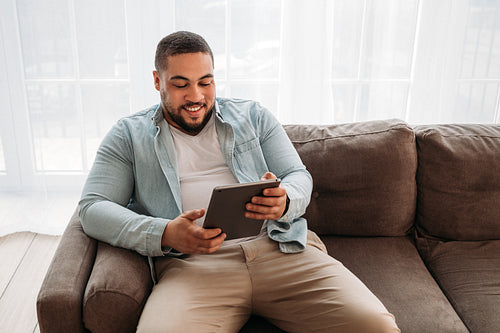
top-left (233, 137), bottom-right (268, 181)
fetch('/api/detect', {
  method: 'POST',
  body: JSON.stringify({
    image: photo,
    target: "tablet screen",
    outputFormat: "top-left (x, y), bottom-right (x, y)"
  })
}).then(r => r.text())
top-left (203, 178), bottom-right (281, 239)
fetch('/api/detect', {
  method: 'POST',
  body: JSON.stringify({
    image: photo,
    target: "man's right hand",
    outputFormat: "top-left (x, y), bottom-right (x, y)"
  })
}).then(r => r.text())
top-left (161, 209), bottom-right (226, 254)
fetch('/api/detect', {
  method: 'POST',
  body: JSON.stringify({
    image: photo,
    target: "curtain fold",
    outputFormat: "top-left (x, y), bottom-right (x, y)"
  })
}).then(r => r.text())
top-left (278, 0), bottom-right (335, 124)
top-left (0, 0), bottom-right (499, 235)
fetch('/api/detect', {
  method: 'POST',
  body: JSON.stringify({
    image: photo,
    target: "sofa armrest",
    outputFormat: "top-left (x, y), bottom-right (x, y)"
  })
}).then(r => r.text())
top-left (82, 241), bottom-right (153, 333)
top-left (37, 209), bottom-right (97, 333)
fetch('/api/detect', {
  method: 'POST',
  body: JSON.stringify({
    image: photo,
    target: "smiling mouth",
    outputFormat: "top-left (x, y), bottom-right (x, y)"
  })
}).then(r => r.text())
top-left (184, 104), bottom-right (205, 112)
top-left (184, 105), bottom-right (203, 112)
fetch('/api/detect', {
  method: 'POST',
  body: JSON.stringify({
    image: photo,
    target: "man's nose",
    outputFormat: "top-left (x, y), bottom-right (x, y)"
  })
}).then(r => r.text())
top-left (185, 85), bottom-right (203, 103)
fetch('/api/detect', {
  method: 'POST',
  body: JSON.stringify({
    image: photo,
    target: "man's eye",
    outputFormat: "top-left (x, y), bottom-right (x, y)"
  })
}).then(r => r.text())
top-left (200, 81), bottom-right (212, 87)
top-left (174, 84), bottom-right (187, 88)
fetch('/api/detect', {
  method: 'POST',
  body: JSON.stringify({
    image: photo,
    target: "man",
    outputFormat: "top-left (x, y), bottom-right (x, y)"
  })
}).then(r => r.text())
top-left (79, 31), bottom-right (400, 332)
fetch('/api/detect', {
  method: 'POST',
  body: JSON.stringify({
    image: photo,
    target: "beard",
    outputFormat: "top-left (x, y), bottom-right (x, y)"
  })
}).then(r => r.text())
top-left (161, 90), bottom-right (214, 134)
top-left (166, 103), bottom-right (213, 134)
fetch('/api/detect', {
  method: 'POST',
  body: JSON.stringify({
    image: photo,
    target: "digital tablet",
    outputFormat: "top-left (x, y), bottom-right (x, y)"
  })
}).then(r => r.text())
top-left (203, 178), bottom-right (281, 240)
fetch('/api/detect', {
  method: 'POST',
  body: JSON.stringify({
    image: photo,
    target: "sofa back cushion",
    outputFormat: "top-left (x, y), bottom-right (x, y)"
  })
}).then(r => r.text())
top-left (284, 119), bottom-right (417, 236)
top-left (415, 124), bottom-right (500, 240)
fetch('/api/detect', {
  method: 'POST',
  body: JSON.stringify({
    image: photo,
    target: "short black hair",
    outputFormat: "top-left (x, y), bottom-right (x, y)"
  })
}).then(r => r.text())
top-left (154, 31), bottom-right (214, 72)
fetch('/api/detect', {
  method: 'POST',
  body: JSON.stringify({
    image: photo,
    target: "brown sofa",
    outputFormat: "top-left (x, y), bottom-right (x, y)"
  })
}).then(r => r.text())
top-left (37, 119), bottom-right (500, 333)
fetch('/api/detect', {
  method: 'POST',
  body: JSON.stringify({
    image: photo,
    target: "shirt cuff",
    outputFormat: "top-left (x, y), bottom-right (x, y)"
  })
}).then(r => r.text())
top-left (147, 217), bottom-right (170, 256)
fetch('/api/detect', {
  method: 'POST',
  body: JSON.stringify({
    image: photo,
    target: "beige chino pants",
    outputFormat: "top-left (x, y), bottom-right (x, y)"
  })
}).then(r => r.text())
top-left (137, 231), bottom-right (400, 333)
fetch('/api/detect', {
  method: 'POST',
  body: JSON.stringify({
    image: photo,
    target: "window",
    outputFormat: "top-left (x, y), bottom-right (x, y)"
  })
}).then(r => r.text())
top-left (0, 137), bottom-right (5, 173)
top-left (1, 0), bottom-right (499, 191)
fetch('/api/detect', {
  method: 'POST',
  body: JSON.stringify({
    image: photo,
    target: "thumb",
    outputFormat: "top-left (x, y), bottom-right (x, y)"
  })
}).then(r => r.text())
top-left (181, 208), bottom-right (206, 221)
top-left (260, 172), bottom-right (276, 180)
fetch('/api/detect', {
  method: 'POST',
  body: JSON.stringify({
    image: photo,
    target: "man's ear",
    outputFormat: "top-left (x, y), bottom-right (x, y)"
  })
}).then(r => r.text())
top-left (153, 70), bottom-right (160, 91)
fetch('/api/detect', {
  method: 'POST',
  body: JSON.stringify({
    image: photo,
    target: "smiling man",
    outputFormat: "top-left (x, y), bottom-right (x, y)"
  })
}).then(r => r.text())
top-left (79, 31), bottom-right (400, 333)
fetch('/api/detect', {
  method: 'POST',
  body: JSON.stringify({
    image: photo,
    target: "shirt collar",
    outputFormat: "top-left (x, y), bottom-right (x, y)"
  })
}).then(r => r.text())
top-left (151, 104), bottom-right (164, 126)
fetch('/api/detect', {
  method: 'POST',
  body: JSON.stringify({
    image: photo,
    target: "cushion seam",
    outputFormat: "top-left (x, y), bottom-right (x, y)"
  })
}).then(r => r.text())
top-left (424, 134), bottom-right (500, 139)
top-left (416, 128), bottom-right (500, 139)
top-left (290, 125), bottom-right (412, 144)
top-left (84, 289), bottom-right (141, 307)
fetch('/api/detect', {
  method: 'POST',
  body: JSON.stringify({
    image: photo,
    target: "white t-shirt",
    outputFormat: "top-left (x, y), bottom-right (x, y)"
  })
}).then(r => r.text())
top-left (167, 115), bottom-right (238, 226)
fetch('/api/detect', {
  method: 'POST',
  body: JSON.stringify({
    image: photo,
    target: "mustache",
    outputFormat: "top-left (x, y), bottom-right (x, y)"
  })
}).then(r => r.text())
top-left (183, 102), bottom-right (206, 108)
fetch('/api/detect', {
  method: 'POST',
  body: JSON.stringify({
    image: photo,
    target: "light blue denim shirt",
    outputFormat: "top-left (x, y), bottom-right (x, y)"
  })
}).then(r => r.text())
top-left (79, 97), bottom-right (313, 259)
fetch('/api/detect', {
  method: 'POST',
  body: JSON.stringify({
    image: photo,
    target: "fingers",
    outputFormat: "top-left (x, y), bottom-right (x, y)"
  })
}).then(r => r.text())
top-left (162, 209), bottom-right (226, 254)
top-left (260, 171), bottom-right (276, 180)
top-left (246, 173), bottom-right (287, 220)
top-left (250, 190), bottom-right (286, 207)
top-left (194, 225), bottom-right (224, 240)
top-left (180, 209), bottom-right (223, 239)
top-left (245, 190), bottom-right (287, 220)
top-left (177, 226), bottom-right (226, 254)
top-left (245, 200), bottom-right (285, 220)
top-left (181, 208), bottom-right (205, 220)
top-left (182, 219), bottom-right (226, 254)
top-left (262, 186), bottom-right (286, 197)
top-left (191, 231), bottom-right (227, 254)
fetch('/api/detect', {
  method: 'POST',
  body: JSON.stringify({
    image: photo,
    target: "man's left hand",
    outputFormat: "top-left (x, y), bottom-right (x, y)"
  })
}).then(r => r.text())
top-left (245, 172), bottom-right (288, 220)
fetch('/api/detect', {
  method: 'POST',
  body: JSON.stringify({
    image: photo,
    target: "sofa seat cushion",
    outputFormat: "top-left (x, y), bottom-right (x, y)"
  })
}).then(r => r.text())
top-left (416, 235), bottom-right (500, 333)
top-left (83, 242), bottom-right (153, 333)
top-left (321, 235), bottom-right (468, 333)
top-left (415, 124), bottom-right (500, 240)
top-left (284, 119), bottom-right (417, 237)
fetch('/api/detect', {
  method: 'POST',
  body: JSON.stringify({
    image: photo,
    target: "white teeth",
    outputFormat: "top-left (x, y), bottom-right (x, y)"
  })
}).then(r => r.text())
top-left (185, 106), bottom-right (202, 112)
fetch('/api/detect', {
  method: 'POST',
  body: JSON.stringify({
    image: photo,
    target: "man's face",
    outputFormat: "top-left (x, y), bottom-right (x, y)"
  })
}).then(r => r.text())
top-left (153, 52), bottom-right (216, 135)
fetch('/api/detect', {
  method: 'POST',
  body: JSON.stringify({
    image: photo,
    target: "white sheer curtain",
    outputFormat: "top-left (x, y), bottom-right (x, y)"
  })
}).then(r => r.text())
top-left (0, 0), bottom-right (499, 235)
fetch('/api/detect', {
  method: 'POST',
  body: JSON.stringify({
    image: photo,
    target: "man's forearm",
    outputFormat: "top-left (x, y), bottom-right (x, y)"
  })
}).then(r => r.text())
top-left (79, 198), bottom-right (169, 257)
top-left (279, 169), bottom-right (313, 223)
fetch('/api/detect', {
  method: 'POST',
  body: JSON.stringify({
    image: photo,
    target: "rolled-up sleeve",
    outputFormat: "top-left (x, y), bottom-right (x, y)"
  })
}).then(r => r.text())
top-left (257, 107), bottom-right (313, 222)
